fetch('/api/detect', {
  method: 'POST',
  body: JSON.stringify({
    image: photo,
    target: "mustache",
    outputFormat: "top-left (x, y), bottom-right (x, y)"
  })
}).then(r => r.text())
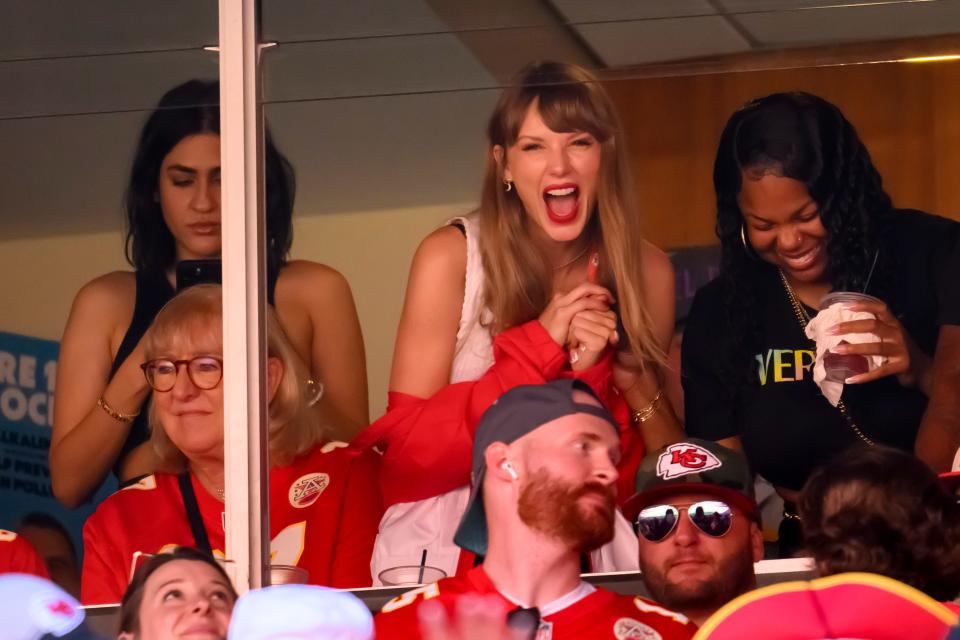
top-left (573, 482), bottom-right (616, 507)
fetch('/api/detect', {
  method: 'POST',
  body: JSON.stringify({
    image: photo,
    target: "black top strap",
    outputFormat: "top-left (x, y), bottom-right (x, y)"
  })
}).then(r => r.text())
top-left (178, 472), bottom-right (213, 555)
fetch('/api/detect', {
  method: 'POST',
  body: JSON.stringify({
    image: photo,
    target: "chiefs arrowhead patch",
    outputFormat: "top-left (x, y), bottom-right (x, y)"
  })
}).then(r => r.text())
top-left (656, 442), bottom-right (722, 479)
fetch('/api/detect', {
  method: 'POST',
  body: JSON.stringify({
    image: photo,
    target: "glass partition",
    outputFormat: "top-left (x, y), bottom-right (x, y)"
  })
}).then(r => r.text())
top-left (258, 0), bottom-right (960, 589)
top-left (0, 0), bottom-right (220, 605)
top-left (1, 0), bottom-right (958, 617)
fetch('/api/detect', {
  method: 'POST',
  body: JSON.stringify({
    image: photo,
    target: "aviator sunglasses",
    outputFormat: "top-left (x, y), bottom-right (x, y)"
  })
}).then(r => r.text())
top-left (634, 500), bottom-right (733, 542)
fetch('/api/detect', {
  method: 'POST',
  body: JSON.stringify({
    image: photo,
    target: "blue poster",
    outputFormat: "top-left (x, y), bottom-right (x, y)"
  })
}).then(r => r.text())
top-left (0, 331), bottom-right (116, 559)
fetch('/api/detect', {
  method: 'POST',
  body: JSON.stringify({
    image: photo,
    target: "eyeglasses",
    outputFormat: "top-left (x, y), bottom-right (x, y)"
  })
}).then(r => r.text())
top-left (634, 500), bottom-right (733, 542)
top-left (141, 356), bottom-right (223, 392)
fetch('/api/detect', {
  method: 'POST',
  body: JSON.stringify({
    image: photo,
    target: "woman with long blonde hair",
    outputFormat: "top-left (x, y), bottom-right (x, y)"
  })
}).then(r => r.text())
top-left (355, 61), bottom-right (681, 581)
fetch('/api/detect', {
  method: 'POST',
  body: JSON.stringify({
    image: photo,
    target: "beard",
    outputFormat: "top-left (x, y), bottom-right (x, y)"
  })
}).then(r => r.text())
top-left (516, 467), bottom-right (616, 552)
top-left (639, 537), bottom-right (756, 615)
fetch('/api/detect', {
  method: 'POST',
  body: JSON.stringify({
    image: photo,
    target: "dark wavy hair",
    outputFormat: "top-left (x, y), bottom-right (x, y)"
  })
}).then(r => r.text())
top-left (799, 446), bottom-right (960, 602)
top-left (713, 92), bottom-right (894, 383)
top-left (119, 546), bottom-right (237, 633)
top-left (124, 79), bottom-right (295, 280)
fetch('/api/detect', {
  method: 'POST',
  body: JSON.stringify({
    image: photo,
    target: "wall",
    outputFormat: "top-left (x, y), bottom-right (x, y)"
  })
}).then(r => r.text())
top-left (607, 57), bottom-right (960, 250)
top-left (2, 58), bottom-right (958, 420)
top-left (0, 204), bottom-right (462, 418)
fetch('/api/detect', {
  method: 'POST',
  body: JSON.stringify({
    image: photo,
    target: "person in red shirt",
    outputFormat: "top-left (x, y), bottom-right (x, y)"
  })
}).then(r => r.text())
top-left (81, 284), bottom-right (382, 604)
top-left (0, 529), bottom-right (49, 579)
top-left (374, 379), bottom-right (695, 639)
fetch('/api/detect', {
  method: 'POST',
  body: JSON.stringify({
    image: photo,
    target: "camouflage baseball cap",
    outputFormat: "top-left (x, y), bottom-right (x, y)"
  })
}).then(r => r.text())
top-left (622, 439), bottom-right (758, 522)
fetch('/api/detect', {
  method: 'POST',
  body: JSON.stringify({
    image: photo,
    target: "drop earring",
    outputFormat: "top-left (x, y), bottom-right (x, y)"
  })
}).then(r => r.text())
top-left (503, 180), bottom-right (513, 193)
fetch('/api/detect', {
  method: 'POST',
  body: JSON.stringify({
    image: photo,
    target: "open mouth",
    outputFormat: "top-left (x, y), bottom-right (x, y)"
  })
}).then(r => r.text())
top-left (543, 184), bottom-right (580, 224)
top-left (779, 244), bottom-right (821, 271)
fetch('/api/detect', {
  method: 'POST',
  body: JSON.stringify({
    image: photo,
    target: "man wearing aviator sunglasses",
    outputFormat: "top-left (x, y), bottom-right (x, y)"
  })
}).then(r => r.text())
top-left (623, 439), bottom-right (763, 628)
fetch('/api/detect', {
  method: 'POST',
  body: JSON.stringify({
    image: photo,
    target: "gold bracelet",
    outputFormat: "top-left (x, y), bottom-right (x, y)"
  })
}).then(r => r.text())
top-left (630, 389), bottom-right (664, 424)
top-left (97, 396), bottom-right (138, 423)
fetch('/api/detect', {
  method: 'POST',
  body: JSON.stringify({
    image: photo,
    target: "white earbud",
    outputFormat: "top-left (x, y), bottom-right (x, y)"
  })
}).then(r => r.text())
top-left (501, 461), bottom-right (519, 481)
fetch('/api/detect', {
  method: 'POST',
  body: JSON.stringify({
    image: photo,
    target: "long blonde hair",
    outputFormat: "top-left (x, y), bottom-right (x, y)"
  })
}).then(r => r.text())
top-left (143, 284), bottom-right (324, 470)
top-left (479, 61), bottom-right (663, 366)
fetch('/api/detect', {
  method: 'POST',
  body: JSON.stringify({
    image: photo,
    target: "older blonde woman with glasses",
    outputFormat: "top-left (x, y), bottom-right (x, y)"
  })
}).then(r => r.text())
top-left (81, 285), bottom-right (382, 604)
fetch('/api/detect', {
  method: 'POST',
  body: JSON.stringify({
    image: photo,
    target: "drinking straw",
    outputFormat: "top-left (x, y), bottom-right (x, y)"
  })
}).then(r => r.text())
top-left (863, 249), bottom-right (880, 294)
top-left (418, 549), bottom-right (427, 584)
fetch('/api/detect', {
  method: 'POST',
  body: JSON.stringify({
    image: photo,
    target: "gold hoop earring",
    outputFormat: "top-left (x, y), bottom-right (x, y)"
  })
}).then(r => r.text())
top-left (740, 224), bottom-right (755, 257)
top-left (503, 180), bottom-right (513, 193)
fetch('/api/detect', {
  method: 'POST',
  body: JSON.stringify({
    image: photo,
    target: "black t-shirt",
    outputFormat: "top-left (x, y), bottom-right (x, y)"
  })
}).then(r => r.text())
top-left (682, 209), bottom-right (960, 491)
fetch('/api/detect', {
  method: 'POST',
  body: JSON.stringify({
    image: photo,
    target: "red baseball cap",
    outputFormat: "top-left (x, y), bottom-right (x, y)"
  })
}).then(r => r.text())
top-left (694, 572), bottom-right (958, 640)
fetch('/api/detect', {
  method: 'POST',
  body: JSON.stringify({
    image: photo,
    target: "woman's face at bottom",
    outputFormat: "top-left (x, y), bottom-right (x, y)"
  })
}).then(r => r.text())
top-left (134, 559), bottom-right (234, 640)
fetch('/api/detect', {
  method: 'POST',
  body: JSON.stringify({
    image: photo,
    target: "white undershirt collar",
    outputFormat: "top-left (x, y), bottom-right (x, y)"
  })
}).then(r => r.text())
top-left (497, 580), bottom-right (596, 616)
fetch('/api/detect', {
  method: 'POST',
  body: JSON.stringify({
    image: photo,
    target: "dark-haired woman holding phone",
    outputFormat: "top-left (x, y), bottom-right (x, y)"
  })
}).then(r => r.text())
top-left (50, 80), bottom-right (368, 508)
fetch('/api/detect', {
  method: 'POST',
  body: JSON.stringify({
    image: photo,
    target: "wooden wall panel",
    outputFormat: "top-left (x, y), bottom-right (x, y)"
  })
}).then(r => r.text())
top-left (604, 59), bottom-right (960, 250)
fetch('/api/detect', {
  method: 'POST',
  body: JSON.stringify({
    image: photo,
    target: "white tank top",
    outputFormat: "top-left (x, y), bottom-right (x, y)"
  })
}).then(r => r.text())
top-left (369, 214), bottom-right (637, 584)
top-left (449, 214), bottom-right (495, 383)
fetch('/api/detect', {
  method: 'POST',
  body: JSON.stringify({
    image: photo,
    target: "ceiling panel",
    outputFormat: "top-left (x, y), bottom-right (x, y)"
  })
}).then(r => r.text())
top-left (735, 1), bottom-right (960, 47)
top-left (0, 0), bottom-right (216, 61)
top-left (261, 33), bottom-right (495, 104)
top-left (573, 16), bottom-right (750, 67)
top-left (550, 0), bottom-right (718, 22)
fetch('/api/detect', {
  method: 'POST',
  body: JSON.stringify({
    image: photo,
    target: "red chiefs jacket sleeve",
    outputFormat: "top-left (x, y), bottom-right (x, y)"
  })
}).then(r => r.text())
top-left (351, 319), bottom-right (567, 507)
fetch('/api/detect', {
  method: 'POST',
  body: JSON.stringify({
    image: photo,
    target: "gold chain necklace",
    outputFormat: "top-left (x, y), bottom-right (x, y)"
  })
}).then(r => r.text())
top-left (553, 244), bottom-right (590, 271)
top-left (777, 270), bottom-right (875, 446)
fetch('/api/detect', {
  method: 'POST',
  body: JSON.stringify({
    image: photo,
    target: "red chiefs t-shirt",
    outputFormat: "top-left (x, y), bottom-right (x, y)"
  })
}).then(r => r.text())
top-left (81, 443), bottom-right (382, 604)
top-left (0, 529), bottom-right (49, 578)
top-left (375, 566), bottom-right (696, 639)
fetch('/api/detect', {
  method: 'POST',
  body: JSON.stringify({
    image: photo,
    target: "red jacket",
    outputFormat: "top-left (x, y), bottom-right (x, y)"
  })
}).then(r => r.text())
top-left (374, 565), bottom-right (696, 639)
top-left (0, 529), bottom-right (49, 578)
top-left (352, 320), bottom-right (644, 508)
top-left (81, 443), bottom-right (382, 604)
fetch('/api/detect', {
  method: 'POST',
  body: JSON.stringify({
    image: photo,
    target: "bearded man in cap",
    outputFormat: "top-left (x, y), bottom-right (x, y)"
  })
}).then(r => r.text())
top-left (374, 379), bottom-right (695, 639)
top-left (624, 439), bottom-right (764, 627)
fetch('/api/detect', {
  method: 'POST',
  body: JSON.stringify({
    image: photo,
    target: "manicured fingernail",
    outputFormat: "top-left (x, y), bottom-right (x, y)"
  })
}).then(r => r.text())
top-left (826, 325), bottom-right (840, 335)
top-left (831, 343), bottom-right (849, 354)
top-left (845, 375), bottom-right (861, 384)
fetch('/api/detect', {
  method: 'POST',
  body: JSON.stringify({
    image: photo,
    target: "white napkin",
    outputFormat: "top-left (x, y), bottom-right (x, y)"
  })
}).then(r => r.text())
top-left (804, 302), bottom-right (884, 406)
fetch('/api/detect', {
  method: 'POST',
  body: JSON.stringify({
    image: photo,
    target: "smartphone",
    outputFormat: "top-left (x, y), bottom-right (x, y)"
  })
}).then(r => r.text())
top-left (176, 259), bottom-right (222, 292)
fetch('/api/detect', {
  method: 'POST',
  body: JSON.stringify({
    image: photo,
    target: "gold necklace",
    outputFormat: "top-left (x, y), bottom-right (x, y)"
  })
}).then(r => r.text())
top-left (778, 269), bottom-right (875, 446)
top-left (553, 244), bottom-right (590, 271)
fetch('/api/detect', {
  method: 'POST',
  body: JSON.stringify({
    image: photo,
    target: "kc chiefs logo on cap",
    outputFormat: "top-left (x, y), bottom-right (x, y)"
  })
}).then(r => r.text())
top-left (656, 442), bottom-right (722, 480)
top-left (288, 472), bottom-right (330, 509)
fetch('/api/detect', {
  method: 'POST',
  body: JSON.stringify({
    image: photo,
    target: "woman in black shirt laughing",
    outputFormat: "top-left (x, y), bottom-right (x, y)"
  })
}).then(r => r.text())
top-left (682, 92), bottom-right (960, 553)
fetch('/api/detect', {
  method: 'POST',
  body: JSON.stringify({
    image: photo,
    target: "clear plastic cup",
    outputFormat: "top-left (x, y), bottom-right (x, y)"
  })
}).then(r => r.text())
top-left (819, 292), bottom-right (882, 382)
top-left (270, 564), bottom-right (309, 585)
top-left (378, 565), bottom-right (446, 587)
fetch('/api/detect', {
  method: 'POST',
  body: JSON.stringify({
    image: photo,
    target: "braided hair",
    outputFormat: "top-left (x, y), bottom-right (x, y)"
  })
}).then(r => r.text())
top-left (712, 92), bottom-right (894, 385)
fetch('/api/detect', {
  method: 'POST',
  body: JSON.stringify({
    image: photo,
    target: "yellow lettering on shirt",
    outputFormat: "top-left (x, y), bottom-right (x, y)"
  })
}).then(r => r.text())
top-left (773, 349), bottom-right (793, 382)
top-left (755, 349), bottom-right (816, 385)
top-left (633, 597), bottom-right (691, 625)
top-left (756, 350), bottom-right (773, 386)
top-left (270, 521), bottom-right (307, 567)
top-left (381, 582), bottom-right (441, 613)
top-left (795, 349), bottom-right (815, 380)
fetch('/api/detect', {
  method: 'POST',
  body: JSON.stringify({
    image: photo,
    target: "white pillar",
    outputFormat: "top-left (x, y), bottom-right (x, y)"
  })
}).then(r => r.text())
top-left (218, 0), bottom-right (270, 593)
